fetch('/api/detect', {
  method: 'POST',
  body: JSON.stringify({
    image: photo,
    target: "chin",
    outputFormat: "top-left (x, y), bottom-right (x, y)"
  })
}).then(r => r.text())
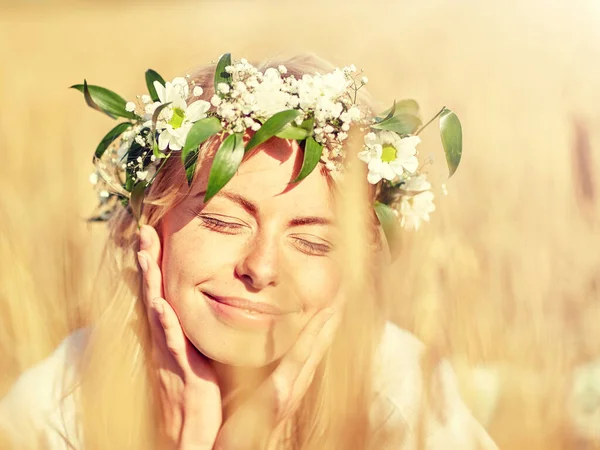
top-left (185, 324), bottom-right (294, 368)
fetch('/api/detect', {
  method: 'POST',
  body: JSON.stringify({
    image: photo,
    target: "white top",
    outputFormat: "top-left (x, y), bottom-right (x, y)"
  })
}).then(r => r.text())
top-left (0, 323), bottom-right (497, 449)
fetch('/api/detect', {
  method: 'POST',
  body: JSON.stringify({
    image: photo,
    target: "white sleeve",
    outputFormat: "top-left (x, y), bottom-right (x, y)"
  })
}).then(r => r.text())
top-left (373, 323), bottom-right (498, 450)
top-left (0, 329), bottom-right (88, 449)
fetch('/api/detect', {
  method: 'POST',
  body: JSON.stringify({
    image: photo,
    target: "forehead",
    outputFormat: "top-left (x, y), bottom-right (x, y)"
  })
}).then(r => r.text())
top-left (196, 138), bottom-right (334, 215)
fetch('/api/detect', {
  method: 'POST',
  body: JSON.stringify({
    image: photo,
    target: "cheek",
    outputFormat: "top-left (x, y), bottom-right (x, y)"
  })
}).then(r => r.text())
top-left (290, 259), bottom-right (341, 311)
top-left (160, 222), bottom-right (237, 298)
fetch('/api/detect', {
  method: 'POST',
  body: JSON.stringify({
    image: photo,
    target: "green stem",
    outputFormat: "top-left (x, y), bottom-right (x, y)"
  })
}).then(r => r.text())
top-left (146, 152), bottom-right (171, 186)
top-left (415, 106), bottom-right (446, 136)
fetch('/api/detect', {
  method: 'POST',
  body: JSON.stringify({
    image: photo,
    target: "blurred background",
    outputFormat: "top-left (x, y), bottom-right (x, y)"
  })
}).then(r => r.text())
top-left (1, 0), bottom-right (599, 448)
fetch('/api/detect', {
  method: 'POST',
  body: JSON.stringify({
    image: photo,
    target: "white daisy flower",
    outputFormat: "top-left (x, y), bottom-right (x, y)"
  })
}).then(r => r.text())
top-left (152, 77), bottom-right (211, 151)
top-left (358, 131), bottom-right (420, 184)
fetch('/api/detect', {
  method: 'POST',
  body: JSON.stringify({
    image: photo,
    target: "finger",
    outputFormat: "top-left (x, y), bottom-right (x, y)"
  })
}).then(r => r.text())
top-left (270, 307), bottom-right (341, 415)
top-left (277, 307), bottom-right (338, 379)
top-left (139, 224), bottom-right (162, 270)
top-left (152, 297), bottom-right (190, 369)
top-left (138, 250), bottom-right (163, 310)
top-left (137, 226), bottom-right (164, 308)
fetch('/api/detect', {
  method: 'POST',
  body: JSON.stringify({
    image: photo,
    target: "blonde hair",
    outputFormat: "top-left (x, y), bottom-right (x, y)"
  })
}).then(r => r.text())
top-left (75, 54), bottom-right (393, 450)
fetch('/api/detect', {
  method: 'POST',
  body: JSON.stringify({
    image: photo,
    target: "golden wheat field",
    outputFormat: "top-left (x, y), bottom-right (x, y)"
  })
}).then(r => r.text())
top-left (0, 0), bottom-right (599, 448)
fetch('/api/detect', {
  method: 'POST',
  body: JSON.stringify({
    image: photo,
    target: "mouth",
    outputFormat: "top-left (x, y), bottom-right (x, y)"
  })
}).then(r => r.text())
top-left (202, 291), bottom-right (296, 330)
top-left (206, 293), bottom-right (290, 315)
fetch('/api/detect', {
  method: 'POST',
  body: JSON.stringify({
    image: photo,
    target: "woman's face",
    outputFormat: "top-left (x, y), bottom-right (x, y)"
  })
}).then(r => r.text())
top-left (159, 138), bottom-right (341, 367)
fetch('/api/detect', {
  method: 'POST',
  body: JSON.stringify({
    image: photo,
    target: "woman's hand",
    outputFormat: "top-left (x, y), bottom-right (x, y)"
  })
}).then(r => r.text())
top-left (138, 225), bottom-right (222, 450)
top-left (214, 296), bottom-right (341, 449)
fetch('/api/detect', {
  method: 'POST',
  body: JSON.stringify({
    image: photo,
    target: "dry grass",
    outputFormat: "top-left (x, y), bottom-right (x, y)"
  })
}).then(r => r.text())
top-left (1, 0), bottom-right (600, 448)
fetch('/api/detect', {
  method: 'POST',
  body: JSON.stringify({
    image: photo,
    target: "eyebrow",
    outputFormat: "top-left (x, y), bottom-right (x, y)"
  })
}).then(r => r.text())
top-left (210, 191), bottom-right (333, 227)
top-left (288, 216), bottom-right (332, 227)
top-left (220, 191), bottom-right (259, 216)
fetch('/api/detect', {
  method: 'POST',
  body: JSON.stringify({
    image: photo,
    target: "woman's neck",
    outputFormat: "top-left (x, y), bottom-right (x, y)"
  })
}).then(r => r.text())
top-left (210, 359), bottom-right (277, 419)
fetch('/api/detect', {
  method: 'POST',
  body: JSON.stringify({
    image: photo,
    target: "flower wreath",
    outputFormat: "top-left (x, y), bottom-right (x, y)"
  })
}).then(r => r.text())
top-left (73, 53), bottom-right (462, 256)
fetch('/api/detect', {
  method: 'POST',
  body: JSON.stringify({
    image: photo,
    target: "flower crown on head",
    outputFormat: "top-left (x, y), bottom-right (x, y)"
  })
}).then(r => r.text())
top-left (73, 53), bottom-right (462, 256)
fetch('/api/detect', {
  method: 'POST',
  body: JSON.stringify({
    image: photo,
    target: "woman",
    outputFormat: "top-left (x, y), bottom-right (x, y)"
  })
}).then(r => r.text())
top-left (0, 54), bottom-right (497, 449)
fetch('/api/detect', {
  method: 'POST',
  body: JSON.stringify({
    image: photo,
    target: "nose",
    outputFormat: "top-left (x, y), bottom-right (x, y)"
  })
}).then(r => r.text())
top-left (234, 231), bottom-right (280, 290)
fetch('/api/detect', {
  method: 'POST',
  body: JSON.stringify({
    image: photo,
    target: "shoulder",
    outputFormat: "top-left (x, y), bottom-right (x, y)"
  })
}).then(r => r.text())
top-left (372, 322), bottom-right (498, 450)
top-left (0, 329), bottom-right (89, 449)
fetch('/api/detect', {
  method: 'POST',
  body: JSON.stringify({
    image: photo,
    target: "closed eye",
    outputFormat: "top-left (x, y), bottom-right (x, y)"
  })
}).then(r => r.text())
top-left (291, 237), bottom-right (333, 257)
top-left (196, 214), bottom-right (246, 235)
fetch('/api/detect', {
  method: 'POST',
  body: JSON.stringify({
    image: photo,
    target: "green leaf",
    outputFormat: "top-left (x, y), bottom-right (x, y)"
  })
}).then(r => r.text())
top-left (375, 99), bottom-right (420, 123)
top-left (82, 80), bottom-right (109, 117)
top-left (375, 100), bottom-right (396, 123)
top-left (276, 125), bottom-right (309, 140)
top-left (95, 122), bottom-right (132, 159)
top-left (276, 116), bottom-right (314, 140)
top-left (130, 181), bottom-right (146, 224)
top-left (439, 108), bottom-right (463, 177)
top-left (71, 81), bottom-right (136, 119)
top-left (293, 137), bottom-right (323, 183)
top-left (374, 202), bottom-right (401, 259)
top-left (182, 117), bottom-right (223, 184)
top-left (245, 110), bottom-right (302, 153)
top-left (145, 69), bottom-right (166, 102)
top-left (204, 133), bottom-right (244, 202)
top-left (214, 53), bottom-right (232, 92)
top-left (371, 113), bottom-right (422, 135)
top-left (395, 99), bottom-right (420, 115)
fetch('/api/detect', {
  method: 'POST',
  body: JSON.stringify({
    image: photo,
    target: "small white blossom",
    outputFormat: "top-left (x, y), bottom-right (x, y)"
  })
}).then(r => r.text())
top-left (347, 105), bottom-right (361, 120)
top-left (252, 68), bottom-right (292, 118)
top-left (278, 65), bottom-right (288, 74)
top-left (361, 76), bottom-right (369, 84)
top-left (89, 173), bottom-right (99, 185)
top-left (217, 83), bottom-right (230, 94)
top-left (135, 135), bottom-right (146, 147)
top-left (211, 95), bottom-right (222, 106)
top-left (144, 103), bottom-right (159, 115)
top-left (100, 190), bottom-right (110, 198)
top-left (193, 86), bottom-right (204, 97)
top-left (125, 101), bottom-right (136, 112)
top-left (399, 190), bottom-right (436, 230)
top-left (403, 175), bottom-right (432, 192)
top-left (136, 170), bottom-right (149, 181)
top-left (141, 94), bottom-right (152, 104)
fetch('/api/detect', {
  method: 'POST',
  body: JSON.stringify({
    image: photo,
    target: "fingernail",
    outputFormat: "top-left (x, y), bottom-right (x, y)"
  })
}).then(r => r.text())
top-left (137, 252), bottom-right (149, 273)
top-left (139, 225), bottom-right (151, 250)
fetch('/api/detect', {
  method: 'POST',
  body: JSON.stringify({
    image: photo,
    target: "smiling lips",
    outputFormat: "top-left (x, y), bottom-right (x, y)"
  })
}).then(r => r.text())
top-left (203, 291), bottom-right (296, 330)
top-left (206, 293), bottom-right (291, 315)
